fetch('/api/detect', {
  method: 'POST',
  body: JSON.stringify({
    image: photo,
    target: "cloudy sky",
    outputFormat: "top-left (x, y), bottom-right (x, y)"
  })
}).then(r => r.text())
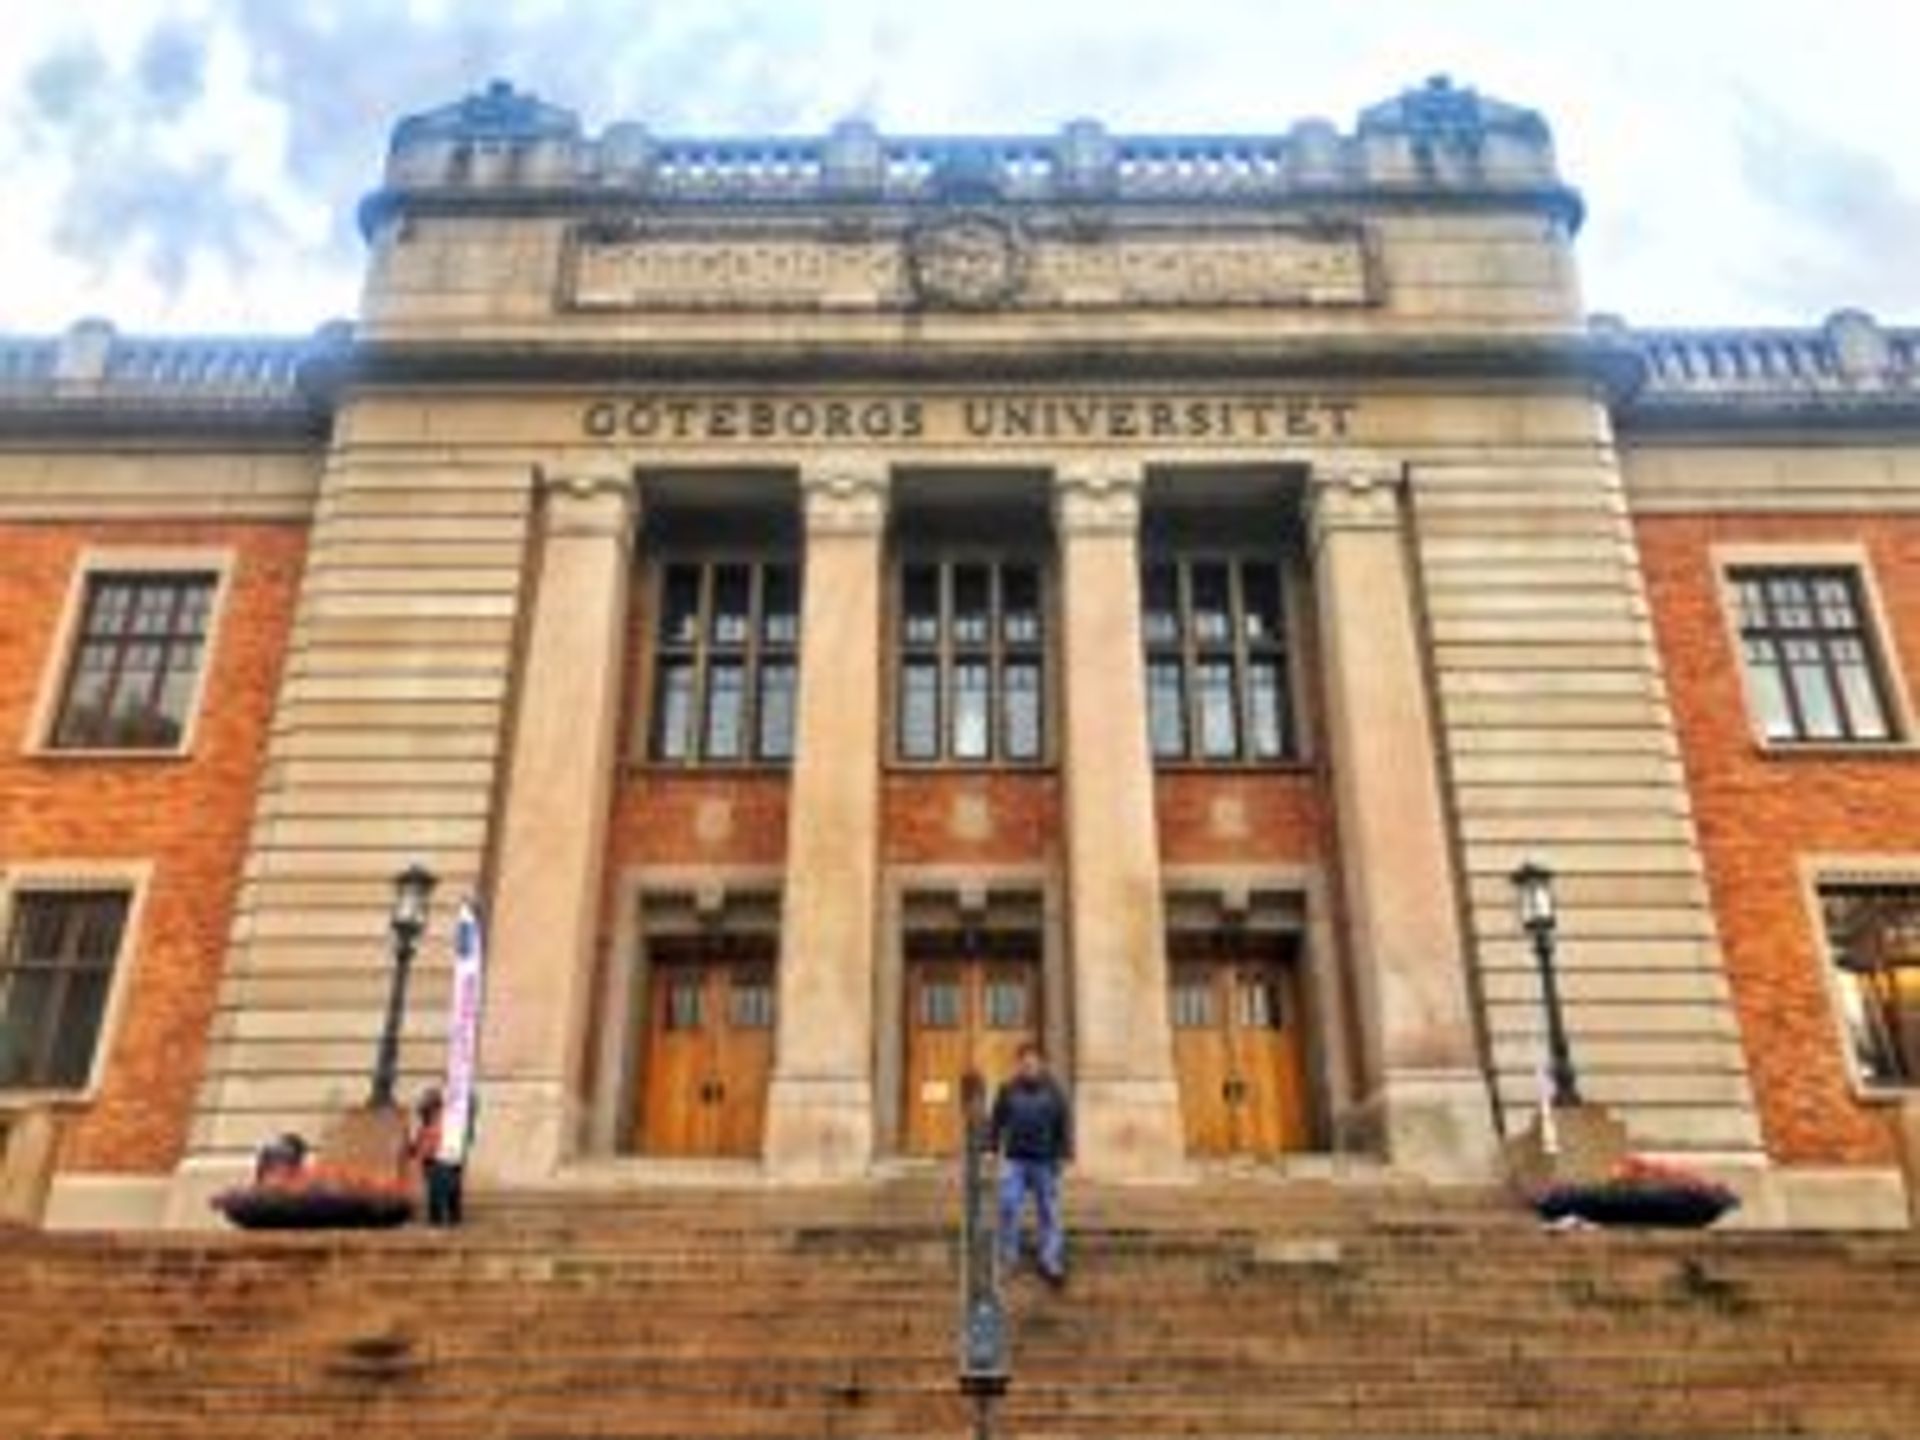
top-left (2, 0), bottom-right (1916, 335)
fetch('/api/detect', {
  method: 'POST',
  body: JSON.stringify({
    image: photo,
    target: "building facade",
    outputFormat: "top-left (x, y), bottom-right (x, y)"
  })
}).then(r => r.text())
top-left (2, 77), bottom-right (1918, 1229)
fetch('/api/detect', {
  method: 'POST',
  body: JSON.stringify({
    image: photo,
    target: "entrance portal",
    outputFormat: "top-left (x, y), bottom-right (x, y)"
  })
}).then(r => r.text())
top-left (903, 934), bottom-right (1041, 1157)
top-left (635, 936), bottom-right (775, 1157)
top-left (1169, 934), bottom-right (1310, 1158)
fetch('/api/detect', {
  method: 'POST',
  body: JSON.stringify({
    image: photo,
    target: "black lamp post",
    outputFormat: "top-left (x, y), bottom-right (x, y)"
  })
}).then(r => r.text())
top-left (370, 860), bottom-right (437, 1109)
top-left (1510, 859), bottom-right (1582, 1108)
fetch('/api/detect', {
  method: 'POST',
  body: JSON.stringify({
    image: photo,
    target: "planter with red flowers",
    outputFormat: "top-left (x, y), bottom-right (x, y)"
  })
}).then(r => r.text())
top-left (1529, 1153), bottom-right (1740, 1230)
top-left (212, 1161), bottom-right (415, 1230)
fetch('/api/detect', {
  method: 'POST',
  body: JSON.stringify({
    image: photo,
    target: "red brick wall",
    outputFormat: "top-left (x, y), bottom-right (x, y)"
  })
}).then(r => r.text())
top-left (884, 772), bottom-right (1058, 865)
top-left (0, 522), bottom-right (306, 1173)
top-left (1638, 513), bottom-right (1920, 1166)
top-left (1156, 770), bottom-right (1329, 866)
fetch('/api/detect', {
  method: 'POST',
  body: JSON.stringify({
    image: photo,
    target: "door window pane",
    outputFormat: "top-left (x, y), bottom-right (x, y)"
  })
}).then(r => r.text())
top-left (1171, 971), bottom-right (1214, 1029)
top-left (984, 977), bottom-right (1030, 1030)
top-left (728, 969), bottom-right (775, 1029)
top-left (919, 978), bottom-right (963, 1029)
top-left (664, 972), bottom-right (704, 1030)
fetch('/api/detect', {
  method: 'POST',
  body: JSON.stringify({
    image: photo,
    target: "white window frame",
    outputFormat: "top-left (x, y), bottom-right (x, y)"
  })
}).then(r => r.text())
top-left (1712, 542), bottom-right (1916, 754)
top-left (24, 547), bottom-right (237, 760)
top-left (0, 860), bottom-right (150, 1107)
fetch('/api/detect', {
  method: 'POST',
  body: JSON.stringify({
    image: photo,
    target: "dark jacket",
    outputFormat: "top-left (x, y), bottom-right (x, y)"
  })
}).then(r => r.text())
top-left (990, 1073), bottom-right (1074, 1164)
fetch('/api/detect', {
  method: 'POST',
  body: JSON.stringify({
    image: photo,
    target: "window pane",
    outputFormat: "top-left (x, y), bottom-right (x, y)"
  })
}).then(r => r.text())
top-left (900, 661), bottom-right (940, 760)
top-left (1190, 564), bottom-right (1232, 643)
top-left (903, 565), bottom-right (941, 646)
top-left (109, 643), bottom-right (169, 747)
top-left (1002, 565), bottom-right (1042, 645)
top-left (129, 584), bottom-right (177, 635)
top-left (1834, 645), bottom-right (1891, 741)
top-left (761, 565), bottom-right (799, 647)
top-left (1142, 564), bottom-right (1180, 645)
top-left (0, 970), bottom-right (54, 1088)
top-left (1247, 658), bottom-right (1288, 759)
top-left (1241, 563), bottom-right (1284, 644)
top-left (1744, 639), bottom-right (1797, 741)
top-left (1770, 576), bottom-right (1814, 629)
top-left (710, 565), bottom-right (751, 646)
top-left (89, 582), bottom-right (134, 636)
top-left (704, 661), bottom-right (746, 759)
top-left (1003, 660), bottom-right (1042, 762)
top-left (757, 660), bottom-right (796, 761)
top-left (952, 565), bottom-right (990, 645)
top-left (1784, 639), bottom-right (1842, 739)
top-left (48, 971), bottom-right (110, 1088)
top-left (1148, 660), bottom-right (1187, 759)
top-left (659, 566), bottom-right (702, 645)
top-left (1822, 888), bottom-right (1920, 1086)
top-left (952, 660), bottom-right (990, 760)
top-left (55, 645), bottom-right (115, 747)
top-left (155, 642), bottom-right (202, 738)
top-left (1812, 576), bottom-right (1859, 629)
top-left (652, 658), bottom-right (697, 760)
top-left (1196, 659), bottom-right (1239, 759)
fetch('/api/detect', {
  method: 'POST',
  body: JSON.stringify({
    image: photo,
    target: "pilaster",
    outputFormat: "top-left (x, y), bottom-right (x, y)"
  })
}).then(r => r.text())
top-left (470, 468), bottom-right (638, 1185)
top-left (762, 457), bottom-right (890, 1178)
top-left (1307, 457), bottom-right (1499, 1178)
top-left (1053, 457), bottom-right (1185, 1177)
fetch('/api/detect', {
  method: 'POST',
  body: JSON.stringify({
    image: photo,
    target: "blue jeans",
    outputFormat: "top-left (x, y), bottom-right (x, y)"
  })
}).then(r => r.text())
top-left (997, 1158), bottom-right (1065, 1276)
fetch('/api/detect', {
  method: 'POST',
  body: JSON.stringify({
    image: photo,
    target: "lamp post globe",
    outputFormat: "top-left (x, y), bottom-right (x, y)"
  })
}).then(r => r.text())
top-left (371, 860), bottom-right (438, 1108)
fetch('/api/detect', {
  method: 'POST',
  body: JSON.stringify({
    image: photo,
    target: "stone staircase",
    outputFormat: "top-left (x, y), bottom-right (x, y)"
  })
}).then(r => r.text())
top-left (2, 1178), bottom-right (1918, 1438)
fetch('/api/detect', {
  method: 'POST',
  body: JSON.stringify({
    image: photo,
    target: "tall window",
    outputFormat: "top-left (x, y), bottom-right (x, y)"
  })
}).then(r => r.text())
top-left (1820, 884), bottom-right (1920, 1088)
top-left (897, 560), bottom-right (1046, 763)
top-left (650, 560), bottom-right (799, 764)
top-left (1732, 568), bottom-right (1895, 743)
top-left (0, 890), bottom-right (130, 1091)
top-left (1143, 557), bottom-right (1293, 763)
top-left (53, 572), bottom-right (216, 750)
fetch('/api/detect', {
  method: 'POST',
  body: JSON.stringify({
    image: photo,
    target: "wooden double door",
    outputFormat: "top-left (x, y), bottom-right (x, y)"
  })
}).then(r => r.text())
top-left (636, 938), bottom-right (776, 1157)
top-left (1170, 937), bottom-right (1311, 1158)
top-left (904, 936), bottom-right (1042, 1157)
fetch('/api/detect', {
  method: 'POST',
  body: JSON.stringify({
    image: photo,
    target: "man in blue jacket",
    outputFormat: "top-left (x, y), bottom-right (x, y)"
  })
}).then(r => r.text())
top-left (989, 1041), bottom-right (1074, 1286)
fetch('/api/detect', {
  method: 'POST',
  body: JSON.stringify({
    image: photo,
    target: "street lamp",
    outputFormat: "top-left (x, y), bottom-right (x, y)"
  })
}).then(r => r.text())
top-left (1510, 859), bottom-right (1582, 1108)
top-left (370, 860), bottom-right (437, 1108)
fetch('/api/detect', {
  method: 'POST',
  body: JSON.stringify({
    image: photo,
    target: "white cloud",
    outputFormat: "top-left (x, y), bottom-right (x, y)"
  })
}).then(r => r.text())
top-left (2, 0), bottom-right (1917, 331)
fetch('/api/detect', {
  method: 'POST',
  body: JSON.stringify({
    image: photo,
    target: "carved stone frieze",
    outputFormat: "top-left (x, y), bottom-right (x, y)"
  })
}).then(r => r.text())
top-left (565, 216), bottom-right (1373, 313)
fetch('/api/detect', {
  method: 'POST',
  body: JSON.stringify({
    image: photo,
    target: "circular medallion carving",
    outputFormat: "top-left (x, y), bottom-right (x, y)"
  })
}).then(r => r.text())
top-left (905, 213), bottom-right (1027, 310)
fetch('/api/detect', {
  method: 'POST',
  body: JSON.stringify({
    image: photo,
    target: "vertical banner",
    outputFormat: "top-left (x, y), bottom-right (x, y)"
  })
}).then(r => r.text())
top-left (438, 900), bottom-right (486, 1166)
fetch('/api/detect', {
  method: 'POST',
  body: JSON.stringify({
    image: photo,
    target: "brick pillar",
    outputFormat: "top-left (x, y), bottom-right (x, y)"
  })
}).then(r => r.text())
top-left (1053, 458), bottom-right (1184, 1176)
top-left (470, 469), bottom-right (638, 1184)
top-left (1307, 459), bottom-right (1497, 1178)
top-left (763, 459), bottom-right (890, 1178)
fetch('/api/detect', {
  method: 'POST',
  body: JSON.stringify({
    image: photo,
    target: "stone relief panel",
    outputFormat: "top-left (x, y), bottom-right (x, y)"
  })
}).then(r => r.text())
top-left (563, 214), bottom-right (1375, 313)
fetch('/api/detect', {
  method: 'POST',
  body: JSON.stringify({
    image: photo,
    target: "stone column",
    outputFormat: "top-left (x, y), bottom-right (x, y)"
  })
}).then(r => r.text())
top-left (470, 468), bottom-right (638, 1185)
top-left (1307, 459), bottom-right (1498, 1178)
top-left (763, 459), bottom-right (890, 1178)
top-left (1053, 458), bottom-right (1185, 1177)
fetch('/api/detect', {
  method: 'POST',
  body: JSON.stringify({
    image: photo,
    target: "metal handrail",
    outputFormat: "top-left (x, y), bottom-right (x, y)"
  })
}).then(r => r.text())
top-left (957, 1071), bottom-right (1009, 1439)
